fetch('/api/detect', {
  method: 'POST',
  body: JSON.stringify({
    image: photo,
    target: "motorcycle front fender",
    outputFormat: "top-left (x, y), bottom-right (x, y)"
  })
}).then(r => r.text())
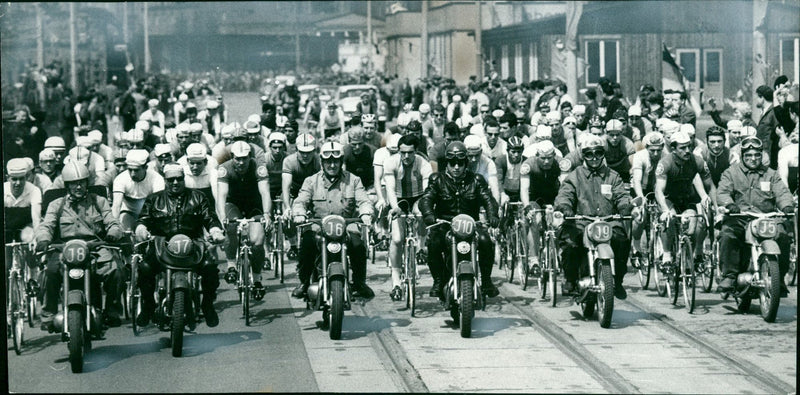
top-left (457, 261), bottom-right (475, 277)
top-left (759, 239), bottom-right (781, 256)
top-left (595, 243), bottom-right (615, 260)
top-left (327, 262), bottom-right (346, 280)
top-left (67, 289), bottom-right (86, 308)
top-left (171, 271), bottom-right (190, 290)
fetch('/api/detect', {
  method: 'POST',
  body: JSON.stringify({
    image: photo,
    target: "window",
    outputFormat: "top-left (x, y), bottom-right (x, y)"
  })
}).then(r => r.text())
top-left (584, 39), bottom-right (619, 85)
top-left (501, 44), bottom-right (509, 78)
top-left (529, 42), bottom-right (538, 81)
top-left (780, 37), bottom-right (799, 84)
top-left (514, 43), bottom-right (523, 83)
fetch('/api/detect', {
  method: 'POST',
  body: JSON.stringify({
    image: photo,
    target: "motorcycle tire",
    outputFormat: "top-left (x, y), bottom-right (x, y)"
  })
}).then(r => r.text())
top-left (68, 308), bottom-right (84, 373)
top-left (329, 278), bottom-right (345, 340)
top-left (760, 257), bottom-right (781, 323)
top-left (786, 248), bottom-right (797, 287)
top-left (459, 277), bottom-right (474, 338)
top-left (598, 263), bottom-right (615, 329)
top-left (171, 289), bottom-right (186, 358)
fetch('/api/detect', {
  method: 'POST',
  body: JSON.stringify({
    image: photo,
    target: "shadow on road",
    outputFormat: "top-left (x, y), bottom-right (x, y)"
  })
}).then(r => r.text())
top-left (9, 333), bottom-right (61, 356)
top-left (325, 315), bottom-right (412, 340)
top-left (247, 306), bottom-right (307, 326)
top-left (469, 317), bottom-right (533, 338)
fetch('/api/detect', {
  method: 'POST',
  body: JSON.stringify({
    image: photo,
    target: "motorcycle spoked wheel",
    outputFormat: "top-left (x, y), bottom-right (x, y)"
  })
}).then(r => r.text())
top-left (67, 307), bottom-right (84, 373)
top-left (27, 296), bottom-right (37, 328)
top-left (171, 289), bottom-right (186, 358)
top-left (329, 278), bottom-right (345, 340)
top-left (459, 277), bottom-right (474, 338)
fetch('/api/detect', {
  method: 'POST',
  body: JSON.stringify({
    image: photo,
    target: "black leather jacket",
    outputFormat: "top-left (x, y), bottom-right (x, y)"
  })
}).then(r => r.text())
top-left (137, 189), bottom-right (222, 240)
top-left (419, 170), bottom-right (499, 225)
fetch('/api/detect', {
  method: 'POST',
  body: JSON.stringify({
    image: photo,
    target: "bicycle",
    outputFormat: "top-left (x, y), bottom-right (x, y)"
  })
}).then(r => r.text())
top-left (499, 202), bottom-right (528, 289)
top-left (664, 210), bottom-right (705, 313)
top-left (392, 201), bottom-right (423, 317)
top-left (226, 217), bottom-right (266, 326)
top-left (631, 194), bottom-right (658, 290)
top-left (785, 196), bottom-right (797, 287)
top-left (125, 237), bottom-right (150, 336)
top-left (7, 240), bottom-right (36, 355)
top-left (267, 199), bottom-right (286, 283)
top-left (537, 205), bottom-right (561, 306)
top-left (698, 199), bottom-right (718, 293)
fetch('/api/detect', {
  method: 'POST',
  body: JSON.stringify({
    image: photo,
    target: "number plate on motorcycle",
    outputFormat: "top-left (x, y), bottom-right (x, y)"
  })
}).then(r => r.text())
top-left (63, 240), bottom-right (89, 264)
top-left (451, 214), bottom-right (476, 239)
top-left (751, 218), bottom-right (778, 239)
top-left (586, 222), bottom-right (612, 243)
top-left (322, 215), bottom-right (346, 240)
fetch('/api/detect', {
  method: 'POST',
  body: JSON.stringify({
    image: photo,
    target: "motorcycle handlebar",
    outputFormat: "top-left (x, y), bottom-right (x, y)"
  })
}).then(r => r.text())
top-left (726, 212), bottom-right (792, 219)
top-left (563, 215), bottom-right (632, 221)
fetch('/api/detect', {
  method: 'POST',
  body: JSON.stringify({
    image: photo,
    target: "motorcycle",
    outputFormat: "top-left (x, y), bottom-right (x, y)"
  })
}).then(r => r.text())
top-left (560, 214), bottom-right (630, 329)
top-left (41, 240), bottom-right (123, 373)
top-left (150, 234), bottom-right (208, 357)
top-left (429, 214), bottom-right (485, 338)
top-left (299, 215), bottom-right (367, 340)
top-left (722, 211), bottom-right (791, 322)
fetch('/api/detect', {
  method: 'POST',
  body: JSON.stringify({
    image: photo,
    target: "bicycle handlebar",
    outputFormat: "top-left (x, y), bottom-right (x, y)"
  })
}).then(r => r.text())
top-left (564, 215), bottom-right (632, 221)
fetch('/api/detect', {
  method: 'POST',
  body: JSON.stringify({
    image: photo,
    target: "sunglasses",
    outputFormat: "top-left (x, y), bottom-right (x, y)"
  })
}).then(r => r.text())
top-left (165, 177), bottom-right (184, 183)
top-left (433, 113), bottom-right (444, 117)
top-left (157, 154), bottom-right (172, 160)
top-left (563, 122), bottom-right (576, 126)
top-left (486, 132), bottom-right (499, 137)
top-left (320, 150), bottom-right (343, 159)
top-left (480, 110), bottom-right (489, 114)
top-left (583, 149), bottom-right (605, 160)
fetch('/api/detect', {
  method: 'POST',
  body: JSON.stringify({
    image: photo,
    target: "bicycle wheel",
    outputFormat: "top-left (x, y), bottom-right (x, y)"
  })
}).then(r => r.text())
top-left (10, 274), bottom-right (24, 355)
top-left (242, 256), bottom-right (251, 326)
top-left (681, 241), bottom-right (696, 313)
top-left (407, 244), bottom-right (417, 317)
top-left (548, 237), bottom-right (558, 307)
top-left (651, 228), bottom-right (666, 297)
top-left (636, 235), bottom-right (651, 289)
top-left (786, 243), bottom-right (796, 287)
top-left (130, 255), bottom-right (141, 336)
top-left (503, 233), bottom-right (515, 284)
top-left (518, 226), bottom-right (529, 291)
top-left (671, 246), bottom-right (680, 306)
top-left (277, 222), bottom-right (285, 284)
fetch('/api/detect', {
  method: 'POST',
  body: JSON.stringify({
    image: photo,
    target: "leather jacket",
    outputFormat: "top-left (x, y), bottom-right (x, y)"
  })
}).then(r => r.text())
top-left (137, 189), bottom-right (221, 240)
top-left (419, 170), bottom-right (499, 225)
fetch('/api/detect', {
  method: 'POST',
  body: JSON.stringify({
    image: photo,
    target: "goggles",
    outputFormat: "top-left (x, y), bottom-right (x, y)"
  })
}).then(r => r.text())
top-left (320, 149), bottom-right (343, 160)
top-left (582, 149), bottom-right (605, 160)
top-left (157, 153), bottom-right (172, 161)
top-left (563, 121), bottom-right (577, 126)
top-left (741, 137), bottom-right (763, 151)
top-left (445, 151), bottom-right (467, 161)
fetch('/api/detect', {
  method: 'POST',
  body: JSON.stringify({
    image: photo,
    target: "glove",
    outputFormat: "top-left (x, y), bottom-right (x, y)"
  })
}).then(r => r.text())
top-left (424, 215), bottom-right (437, 226)
top-left (388, 206), bottom-right (402, 218)
top-left (106, 229), bottom-right (123, 243)
top-left (488, 216), bottom-right (500, 228)
top-left (782, 206), bottom-right (794, 214)
top-left (632, 207), bottom-right (643, 223)
top-left (659, 211), bottom-right (671, 222)
top-left (35, 240), bottom-right (49, 253)
top-left (293, 215), bottom-right (306, 225)
top-left (209, 227), bottom-right (225, 244)
top-left (725, 204), bottom-right (740, 215)
top-left (135, 225), bottom-right (151, 241)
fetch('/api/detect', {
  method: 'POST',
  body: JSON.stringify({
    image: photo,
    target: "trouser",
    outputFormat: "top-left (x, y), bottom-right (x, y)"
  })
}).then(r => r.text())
top-left (42, 248), bottom-right (123, 319)
top-left (138, 246), bottom-right (220, 313)
top-left (224, 203), bottom-right (265, 275)
top-left (297, 224), bottom-right (367, 285)
top-left (558, 220), bottom-right (629, 285)
top-left (662, 199), bottom-right (705, 260)
top-left (426, 226), bottom-right (494, 285)
top-left (719, 216), bottom-right (791, 280)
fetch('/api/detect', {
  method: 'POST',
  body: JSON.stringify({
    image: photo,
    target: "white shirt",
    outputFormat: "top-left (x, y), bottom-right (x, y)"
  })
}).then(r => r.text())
top-left (4, 181), bottom-right (41, 208)
top-left (113, 169), bottom-right (165, 214)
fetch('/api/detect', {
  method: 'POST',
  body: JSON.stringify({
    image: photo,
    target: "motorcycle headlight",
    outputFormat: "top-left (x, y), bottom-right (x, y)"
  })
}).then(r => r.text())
top-left (68, 269), bottom-right (85, 279)
top-left (326, 242), bottom-right (342, 254)
top-left (456, 241), bottom-right (471, 255)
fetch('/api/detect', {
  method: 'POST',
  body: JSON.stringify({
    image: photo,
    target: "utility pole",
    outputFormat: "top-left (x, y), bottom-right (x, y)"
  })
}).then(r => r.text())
top-left (70, 3), bottom-right (78, 92)
top-left (752, 0), bottom-right (768, 113)
top-left (35, 3), bottom-right (44, 70)
top-left (421, 0), bottom-right (428, 79)
top-left (565, 2), bottom-right (583, 106)
top-left (144, 2), bottom-right (150, 73)
top-left (295, 3), bottom-right (301, 73)
top-left (475, 1), bottom-right (482, 79)
top-left (367, 0), bottom-right (372, 72)
top-left (123, 2), bottom-right (128, 44)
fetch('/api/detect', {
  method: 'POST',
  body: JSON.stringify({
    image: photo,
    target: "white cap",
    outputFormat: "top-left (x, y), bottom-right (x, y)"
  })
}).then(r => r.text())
top-left (546, 111), bottom-right (561, 122)
top-left (44, 136), bottom-right (66, 150)
top-left (153, 143), bottom-right (172, 157)
top-left (190, 122), bottom-right (204, 133)
top-left (455, 115), bottom-right (473, 129)
top-left (452, 94), bottom-right (462, 102)
top-left (178, 93), bottom-right (189, 101)
top-left (418, 103), bottom-right (430, 113)
top-left (247, 114), bottom-right (261, 124)
top-left (136, 120), bottom-right (150, 131)
top-left (535, 125), bottom-right (553, 139)
top-left (671, 131), bottom-right (691, 145)
top-left (128, 129), bottom-right (144, 143)
top-left (680, 123), bottom-right (695, 136)
top-left (268, 132), bottom-right (287, 145)
top-left (126, 149), bottom-right (150, 167)
top-left (727, 119), bottom-right (743, 131)
top-left (148, 98), bottom-right (159, 107)
top-left (628, 105), bottom-right (642, 116)
top-left (186, 143), bottom-right (207, 159)
top-left (88, 130), bottom-right (103, 144)
top-left (464, 135), bottom-right (483, 152)
top-left (39, 149), bottom-right (56, 161)
top-left (740, 125), bottom-right (757, 137)
top-left (230, 141), bottom-right (252, 158)
top-left (386, 133), bottom-right (402, 150)
top-left (397, 113), bottom-right (410, 127)
top-left (176, 123), bottom-right (191, 136)
top-left (535, 140), bottom-right (556, 156)
top-left (206, 100), bottom-right (219, 109)
top-left (162, 163), bottom-right (184, 178)
top-left (492, 109), bottom-right (505, 119)
top-left (562, 116), bottom-right (577, 125)
top-left (572, 104), bottom-right (586, 115)
top-left (76, 135), bottom-right (93, 148)
top-left (6, 158), bottom-right (29, 177)
top-left (244, 120), bottom-right (261, 134)
top-left (605, 119), bottom-right (624, 132)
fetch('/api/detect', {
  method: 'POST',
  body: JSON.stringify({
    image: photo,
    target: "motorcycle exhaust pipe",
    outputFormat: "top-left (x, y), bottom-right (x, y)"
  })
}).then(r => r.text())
top-left (307, 283), bottom-right (320, 303)
top-left (54, 312), bottom-right (65, 333)
top-left (578, 277), bottom-right (593, 291)
top-left (737, 273), bottom-right (754, 289)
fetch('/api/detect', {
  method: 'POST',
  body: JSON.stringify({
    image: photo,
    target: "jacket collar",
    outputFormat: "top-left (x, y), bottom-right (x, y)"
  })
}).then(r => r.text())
top-left (321, 171), bottom-right (345, 188)
top-left (737, 161), bottom-right (766, 175)
top-left (580, 164), bottom-right (609, 178)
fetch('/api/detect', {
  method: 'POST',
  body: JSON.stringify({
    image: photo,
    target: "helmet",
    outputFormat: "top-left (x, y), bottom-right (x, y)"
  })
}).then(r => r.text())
top-left (581, 134), bottom-right (605, 154)
top-left (230, 141), bottom-right (252, 158)
top-left (406, 120), bottom-right (422, 132)
top-left (268, 132), bottom-right (287, 145)
top-left (643, 132), bottom-right (665, 147)
top-left (463, 135), bottom-right (483, 153)
top-left (605, 119), bottom-right (624, 132)
top-left (361, 113), bottom-right (376, 125)
top-left (588, 115), bottom-right (604, 128)
top-left (507, 136), bottom-right (524, 150)
top-left (320, 141), bottom-right (344, 159)
top-left (61, 161), bottom-right (90, 183)
top-left (740, 136), bottom-right (763, 153)
top-left (67, 146), bottom-right (92, 166)
top-left (44, 136), bottom-right (66, 150)
top-left (128, 129), bottom-right (145, 143)
top-left (706, 126), bottom-right (726, 140)
top-left (445, 141), bottom-right (468, 160)
top-left (296, 133), bottom-right (316, 152)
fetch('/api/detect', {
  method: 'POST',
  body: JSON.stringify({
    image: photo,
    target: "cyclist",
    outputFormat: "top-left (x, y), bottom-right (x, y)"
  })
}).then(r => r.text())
top-left (704, 126), bottom-right (737, 188)
top-left (134, 163), bottom-right (226, 327)
top-left (483, 118), bottom-right (507, 161)
top-left (282, 133), bottom-right (321, 259)
top-left (603, 119), bottom-right (636, 183)
top-left (319, 102), bottom-right (345, 139)
top-left (630, 132), bottom-right (666, 260)
top-left (343, 127), bottom-right (377, 191)
top-left (717, 136), bottom-right (794, 296)
top-left (264, 132), bottom-right (289, 205)
top-left (553, 134), bottom-right (634, 299)
top-left (419, 141), bottom-right (500, 299)
top-left (148, 144), bottom-right (173, 176)
top-left (35, 161), bottom-right (125, 330)
top-left (654, 131), bottom-right (714, 271)
top-left (360, 114), bottom-right (383, 148)
top-left (373, 133), bottom-right (402, 245)
top-left (37, 148), bottom-right (61, 185)
top-left (464, 134), bottom-right (500, 202)
top-left (384, 134), bottom-right (433, 301)
top-left (291, 142), bottom-right (375, 299)
top-left (181, 143), bottom-right (219, 212)
top-left (4, 158), bottom-right (42, 276)
top-left (112, 149), bottom-right (166, 231)
top-left (218, 141), bottom-right (272, 300)
top-left (244, 120), bottom-right (267, 150)
top-left (519, 140), bottom-right (562, 273)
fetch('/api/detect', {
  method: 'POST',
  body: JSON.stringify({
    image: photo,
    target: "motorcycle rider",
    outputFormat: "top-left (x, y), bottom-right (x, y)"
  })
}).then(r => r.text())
top-left (553, 134), bottom-right (633, 299)
top-left (35, 161), bottom-right (125, 330)
top-left (419, 141), bottom-right (501, 299)
top-left (291, 141), bottom-right (375, 299)
top-left (134, 163), bottom-right (226, 327)
top-left (218, 141), bottom-right (272, 300)
top-left (716, 136), bottom-right (794, 296)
